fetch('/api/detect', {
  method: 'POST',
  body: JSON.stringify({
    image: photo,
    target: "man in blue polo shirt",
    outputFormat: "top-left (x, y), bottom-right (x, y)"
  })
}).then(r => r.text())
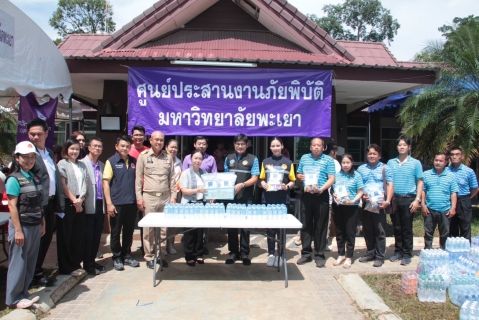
top-left (387, 137), bottom-right (423, 266)
top-left (422, 152), bottom-right (458, 249)
top-left (447, 147), bottom-right (478, 241)
top-left (357, 144), bottom-right (394, 268)
top-left (296, 137), bottom-right (335, 268)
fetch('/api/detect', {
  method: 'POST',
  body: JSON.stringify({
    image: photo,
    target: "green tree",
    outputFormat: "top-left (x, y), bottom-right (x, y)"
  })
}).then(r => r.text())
top-left (399, 17), bottom-right (479, 164)
top-left (308, 0), bottom-right (400, 44)
top-left (0, 104), bottom-right (18, 160)
top-left (49, 0), bottom-right (116, 38)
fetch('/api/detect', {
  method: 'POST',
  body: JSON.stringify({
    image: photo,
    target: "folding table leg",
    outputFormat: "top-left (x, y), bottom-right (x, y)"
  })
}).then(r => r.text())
top-left (282, 229), bottom-right (288, 288)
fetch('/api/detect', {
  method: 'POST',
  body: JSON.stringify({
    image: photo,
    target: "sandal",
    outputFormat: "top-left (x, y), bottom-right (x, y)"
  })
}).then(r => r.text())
top-left (343, 258), bottom-right (352, 269)
top-left (187, 260), bottom-right (196, 267)
top-left (196, 258), bottom-right (205, 264)
top-left (333, 256), bottom-right (346, 266)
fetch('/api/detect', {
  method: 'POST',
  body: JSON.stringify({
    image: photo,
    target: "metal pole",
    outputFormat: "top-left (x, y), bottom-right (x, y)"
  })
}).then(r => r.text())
top-left (69, 96), bottom-right (73, 136)
top-left (368, 112), bottom-right (371, 146)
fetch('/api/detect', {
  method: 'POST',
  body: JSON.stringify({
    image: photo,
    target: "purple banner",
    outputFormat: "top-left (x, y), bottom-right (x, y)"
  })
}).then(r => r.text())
top-left (17, 92), bottom-right (57, 149)
top-left (128, 67), bottom-right (332, 137)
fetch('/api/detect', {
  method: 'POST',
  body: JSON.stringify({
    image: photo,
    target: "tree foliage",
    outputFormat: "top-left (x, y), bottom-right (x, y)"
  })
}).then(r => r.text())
top-left (0, 104), bottom-right (18, 160)
top-left (399, 16), bottom-right (479, 164)
top-left (308, 0), bottom-right (400, 44)
top-left (49, 0), bottom-right (116, 38)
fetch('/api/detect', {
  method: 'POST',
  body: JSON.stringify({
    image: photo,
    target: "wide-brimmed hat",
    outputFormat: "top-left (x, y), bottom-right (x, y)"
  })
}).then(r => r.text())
top-left (14, 141), bottom-right (39, 155)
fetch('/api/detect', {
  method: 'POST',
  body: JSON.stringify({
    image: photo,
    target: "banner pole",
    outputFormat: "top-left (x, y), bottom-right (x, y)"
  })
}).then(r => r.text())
top-left (69, 96), bottom-right (73, 136)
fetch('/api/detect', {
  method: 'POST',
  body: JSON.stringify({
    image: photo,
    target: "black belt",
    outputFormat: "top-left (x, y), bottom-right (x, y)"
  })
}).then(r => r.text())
top-left (458, 195), bottom-right (470, 199)
top-left (394, 194), bottom-right (415, 198)
top-left (189, 200), bottom-right (206, 203)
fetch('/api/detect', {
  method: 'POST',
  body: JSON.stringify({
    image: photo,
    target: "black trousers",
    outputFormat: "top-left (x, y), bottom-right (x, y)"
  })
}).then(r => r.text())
top-left (267, 228), bottom-right (280, 255)
top-left (300, 192), bottom-right (329, 260)
top-left (449, 196), bottom-right (472, 240)
top-left (391, 197), bottom-right (415, 259)
top-left (332, 204), bottom-right (358, 258)
top-left (34, 198), bottom-right (55, 278)
top-left (362, 209), bottom-right (386, 260)
top-left (227, 199), bottom-right (251, 256)
top-left (57, 198), bottom-right (85, 275)
top-left (424, 208), bottom-right (450, 249)
top-left (83, 200), bottom-right (104, 269)
top-left (183, 228), bottom-right (204, 261)
top-left (110, 203), bottom-right (137, 260)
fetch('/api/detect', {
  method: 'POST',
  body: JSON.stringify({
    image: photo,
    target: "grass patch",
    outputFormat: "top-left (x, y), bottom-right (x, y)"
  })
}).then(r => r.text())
top-left (362, 273), bottom-right (460, 320)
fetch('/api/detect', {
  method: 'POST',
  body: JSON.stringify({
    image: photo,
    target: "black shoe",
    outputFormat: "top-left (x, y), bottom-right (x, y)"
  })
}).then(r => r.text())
top-left (187, 260), bottom-right (196, 267)
top-left (225, 253), bottom-right (239, 264)
top-left (315, 259), bottom-right (326, 268)
top-left (94, 263), bottom-right (106, 273)
top-left (296, 256), bottom-right (312, 265)
top-left (85, 267), bottom-right (100, 276)
top-left (202, 247), bottom-right (209, 255)
top-left (30, 276), bottom-right (57, 288)
top-left (373, 260), bottom-right (384, 267)
top-left (359, 255), bottom-right (375, 263)
top-left (241, 253), bottom-right (251, 266)
top-left (146, 260), bottom-right (154, 269)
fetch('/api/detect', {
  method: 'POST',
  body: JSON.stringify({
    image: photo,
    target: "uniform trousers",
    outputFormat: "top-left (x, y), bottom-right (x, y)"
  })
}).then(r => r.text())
top-left (391, 197), bottom-right (415, 259)
top-left (110, 203), bottom-right (136, 260)
top-left (300, 192), bottom-right (329, 261)
top-left (332, 204), bottom-right (358, 258)
top-left (362, 209), bottom-right (386, 260)
top-left (424, 208), bottom-right (450, 249)
top-left (34, 198), bottom-right (55, 279)
top-left (83, 199), bottom-right (104, 269)
top-left (449, 196), bottom-right (472, 240)
top-left (57, 199), bottom-right (85, 274)
top-left (142, 192), bottom-right (171, 261)
top-left (6, 222), bottom-right (41, 306)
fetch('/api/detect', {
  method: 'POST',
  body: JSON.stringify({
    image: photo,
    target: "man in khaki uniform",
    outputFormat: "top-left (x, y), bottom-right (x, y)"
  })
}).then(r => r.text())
top-left (136, 131), bottom-right (177, 269)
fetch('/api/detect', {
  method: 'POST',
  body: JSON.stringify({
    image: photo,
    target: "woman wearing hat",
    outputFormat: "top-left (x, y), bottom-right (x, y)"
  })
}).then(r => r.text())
top-left (5, 141), bottom-right (44, 309)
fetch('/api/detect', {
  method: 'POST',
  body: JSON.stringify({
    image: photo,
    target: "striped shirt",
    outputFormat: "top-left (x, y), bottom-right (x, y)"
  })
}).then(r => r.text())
top-left (333, 171), bottom-right (364, 205)
top-left (357, 162), bottom-right (393, 187)
top-left (423, 168), bottom-right (458, 212)
top-left (446, 164), bottom-right (478, 196)
top-left (224, 156), bottom-right (260, 176)
top-left (297, 153), bottom-right (336, 188)
top-left (387, 156), bottom-right (423, 195)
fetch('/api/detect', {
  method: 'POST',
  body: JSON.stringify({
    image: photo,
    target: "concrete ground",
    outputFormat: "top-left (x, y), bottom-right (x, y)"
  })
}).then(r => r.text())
top-left (28, 230), bottom-right (437, 320)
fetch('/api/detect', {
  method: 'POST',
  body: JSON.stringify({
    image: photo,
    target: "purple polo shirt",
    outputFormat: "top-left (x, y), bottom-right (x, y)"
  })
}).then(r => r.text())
top-left (182, 153), bottom-right (218, 173)
top-left (90, 159), bottom-right (103, 200)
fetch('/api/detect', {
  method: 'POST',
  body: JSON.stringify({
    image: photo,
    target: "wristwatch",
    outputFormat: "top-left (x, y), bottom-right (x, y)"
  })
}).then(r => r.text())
top-left (415, 197), bottom-right (421, 203)
top-left (243, 183), bottom-right (246, 189)
top-left (385, 201), bottom-right (390, 205)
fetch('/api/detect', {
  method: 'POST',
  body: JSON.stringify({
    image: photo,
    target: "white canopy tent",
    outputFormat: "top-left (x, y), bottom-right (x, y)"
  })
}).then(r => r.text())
top-left (0, 0), bottom-right (72, 99)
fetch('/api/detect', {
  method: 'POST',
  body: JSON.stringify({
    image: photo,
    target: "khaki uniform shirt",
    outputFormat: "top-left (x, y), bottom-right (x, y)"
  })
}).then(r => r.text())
top-left (135, 149), bottom-right (177, 201)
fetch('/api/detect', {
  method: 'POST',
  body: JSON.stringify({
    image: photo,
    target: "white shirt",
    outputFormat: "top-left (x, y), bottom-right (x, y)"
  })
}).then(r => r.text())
top-left (39, 148), bottom-right (56, 196)
top-left (71, 162), bottom-right (83, 195)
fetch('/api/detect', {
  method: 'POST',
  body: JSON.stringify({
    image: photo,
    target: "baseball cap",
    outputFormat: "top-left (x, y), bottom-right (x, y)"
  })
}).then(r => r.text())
top-left (14, 141), bottom-right (39, 155)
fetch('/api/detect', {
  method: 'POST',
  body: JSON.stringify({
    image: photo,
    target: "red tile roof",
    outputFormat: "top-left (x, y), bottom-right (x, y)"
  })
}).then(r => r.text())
top-left (337, 40), bottom-right (397, 66)
top-left (58, 34), bottom-right (111, 57)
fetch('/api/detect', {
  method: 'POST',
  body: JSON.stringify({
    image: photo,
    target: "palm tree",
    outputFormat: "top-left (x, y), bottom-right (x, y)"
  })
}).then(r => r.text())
top-left (398, 16), bottom-right (479, 165)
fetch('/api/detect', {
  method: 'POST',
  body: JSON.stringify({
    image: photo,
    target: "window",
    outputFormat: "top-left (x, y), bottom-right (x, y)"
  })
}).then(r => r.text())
top-left (294, 137), bottom-right (311, 164)
top-left (347, 126), bottom-right (368, 163)
top-left (381, 127), bottom-right (402, 163)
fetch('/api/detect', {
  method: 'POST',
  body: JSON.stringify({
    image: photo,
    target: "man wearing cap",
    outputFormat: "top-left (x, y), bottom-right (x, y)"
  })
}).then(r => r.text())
top-left (182, 136), bottom-right (217, 255)
top-left (27, 118), bottom-right (64, 287)
top-left (447, 147), bottom-right (478, 241)
top-left (136, 131), bottom-right (177, 269)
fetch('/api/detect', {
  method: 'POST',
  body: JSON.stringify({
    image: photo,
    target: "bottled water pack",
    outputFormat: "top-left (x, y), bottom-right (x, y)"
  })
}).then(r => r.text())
top-left (460, 300), bottom-right (479, 320)
top-left (447, 237), bottom-right (470, 263)
top-left (401, 271), bottom-right (418, 295)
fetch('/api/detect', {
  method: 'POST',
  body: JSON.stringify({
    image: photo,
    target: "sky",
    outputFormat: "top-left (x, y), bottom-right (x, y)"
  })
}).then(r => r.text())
top-left (9, 0), bottom-right (479, 61)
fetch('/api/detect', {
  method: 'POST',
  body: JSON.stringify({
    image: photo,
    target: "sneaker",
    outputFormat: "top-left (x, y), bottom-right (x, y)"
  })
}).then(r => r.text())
top-left (373, 260), bottom-right (384, 267)
top-left (296, 256), bottom-right (312, 265)
top-left (123, 254), bottom-right (139, 267)
top-left (167, 243), bottom-right (177, 255)
top-left (359, 255), bottom-right (375, 263)
top-left (113, 258), bottom-right (124, 271)
top-left (225, 253), bottom-right (239, 264)
top-left (390, 253), bottom-right (403, 262)
top-left (326, 245), bottom-right (333, 251)
top-left (241, 252), bottom-right (251, 266)
top-left (16, 299), bottom-right (34, 309)
top-left (401, 258), bottom-right (412, 265)
top-left (266, 254), bottom-right (275, 267)
top-left (273, 256), bottom-right (283, 268)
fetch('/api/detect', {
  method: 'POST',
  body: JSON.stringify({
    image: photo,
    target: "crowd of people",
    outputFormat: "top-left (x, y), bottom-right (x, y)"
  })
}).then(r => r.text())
top-left (1, 118), bottom-right (477, 309)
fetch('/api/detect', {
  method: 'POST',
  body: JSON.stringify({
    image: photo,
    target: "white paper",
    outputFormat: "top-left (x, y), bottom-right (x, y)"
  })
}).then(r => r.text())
top-left (55, 212), bottom-right (65, 219)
